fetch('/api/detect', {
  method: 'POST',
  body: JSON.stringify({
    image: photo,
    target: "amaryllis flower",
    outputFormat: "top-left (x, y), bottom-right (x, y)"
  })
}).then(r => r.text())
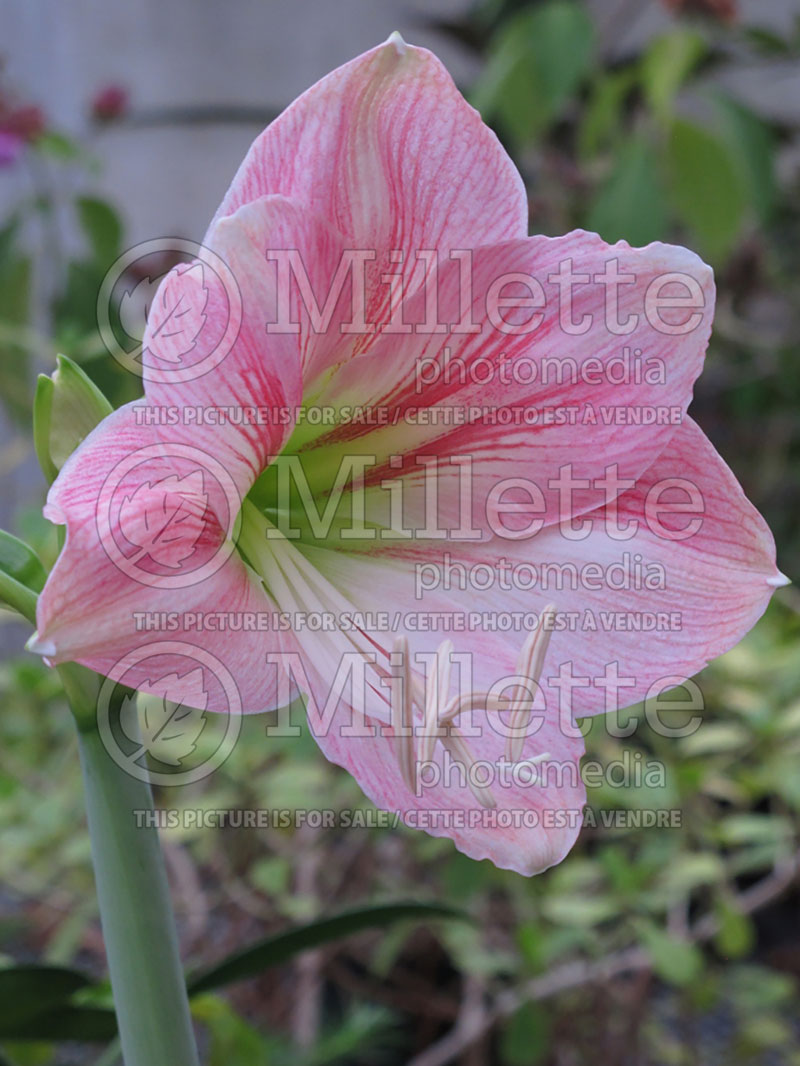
top-left (30, 35), bottom-right (783, 874)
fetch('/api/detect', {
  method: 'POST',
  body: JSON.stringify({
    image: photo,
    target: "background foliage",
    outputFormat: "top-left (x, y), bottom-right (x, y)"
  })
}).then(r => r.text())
top-left (0, 1), bottom-right (798, 1063)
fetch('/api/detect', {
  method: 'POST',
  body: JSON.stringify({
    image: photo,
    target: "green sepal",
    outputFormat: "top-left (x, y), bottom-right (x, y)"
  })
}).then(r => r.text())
top-left (34, 353), bottom-right (112, 483)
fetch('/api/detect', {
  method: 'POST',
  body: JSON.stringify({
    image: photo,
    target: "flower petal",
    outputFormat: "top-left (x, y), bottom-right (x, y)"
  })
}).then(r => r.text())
top-left (212, 36), bottom-right (527, 248)
top-left (305, 231), bottom-right (716, 529)
top-left (35, 403), bottom-right (294, 713)
top-left (141, 199), bottom-right (307, 502)
top-left (209, 36), bottom-right (527, 340)
top-left (295, 654), bottom-right (586, 875)
top-left (299, 417), bottom-right (781, 720)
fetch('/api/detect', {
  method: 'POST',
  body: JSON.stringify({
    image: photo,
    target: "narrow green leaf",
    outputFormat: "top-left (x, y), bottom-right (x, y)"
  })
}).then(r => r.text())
top-left (188, 902), bottom-right (467, 995)
top-left (0, 1006), bottom-right (118, 1042)
top-left (0, 965), bottom-right (92, 1029)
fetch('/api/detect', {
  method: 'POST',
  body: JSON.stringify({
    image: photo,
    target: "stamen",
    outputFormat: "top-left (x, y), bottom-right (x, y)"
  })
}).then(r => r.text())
top-left (505, 604), bottom-right (556, 763)
top-left (439, 691), bottom-right (510, 724)
top-left (391, 636), bottom-right (416, 793)
top-left (440, 726), bottom-right (497, 809)
top-left (418, 640), bottom-right (452, 765)
top-left (512, 752), bottom-right (551, 786)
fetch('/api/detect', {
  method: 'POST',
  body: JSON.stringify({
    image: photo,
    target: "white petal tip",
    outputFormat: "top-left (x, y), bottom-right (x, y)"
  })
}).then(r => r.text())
top-left (26, 633), bottom-right (56, 657)
top-left (767, 571), bottom-right (791, 588)
top-left (386, 31), bottom-right (408, 56)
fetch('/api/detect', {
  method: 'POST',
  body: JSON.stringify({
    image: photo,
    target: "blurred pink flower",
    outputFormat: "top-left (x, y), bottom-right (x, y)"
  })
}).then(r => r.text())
top-left (31, 35), bottom-right (783, 874)
top-left (664, 0), bottom-right (737, 21)
top-left (0, 129), bottom-right (22, 166)
top-left (91, 84), bottom-right (129, 123)
top-left (0, 103), bottom-right (45, 142)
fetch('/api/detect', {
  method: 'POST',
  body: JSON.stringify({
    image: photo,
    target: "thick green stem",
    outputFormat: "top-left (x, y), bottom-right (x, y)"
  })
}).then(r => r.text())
top-left (76, 719), bottom-right (200, 1066)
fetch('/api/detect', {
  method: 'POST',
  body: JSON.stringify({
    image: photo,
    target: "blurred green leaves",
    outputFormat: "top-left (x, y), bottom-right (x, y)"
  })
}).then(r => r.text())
top-left (586, 133), bottom-right (668, 248)
top-left (0, 902), bottom-right (466, 1050)
top-left (472, 7), bottom-right (779, 268)
top-left (188, 901), bottom-right (467, 994)
top-left (637, 924), bottom-right (704, 986)
top-left (666, 117), bottom-right (747, 262)
top-left (641, 28), bottom-right (706, 118)
top-left (501, 1002), bottom-right (550, 1066)
top-left (473, 0), bottom-right (594, 142)
top-left (0, 220), bottom-right (33, 424)
top-left (0, 966), bottom-right (116, 1043)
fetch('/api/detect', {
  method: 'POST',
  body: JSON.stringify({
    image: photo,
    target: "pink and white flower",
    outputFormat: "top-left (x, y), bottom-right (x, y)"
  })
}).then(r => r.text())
top-left (30, 35), bottom-right (784, 874)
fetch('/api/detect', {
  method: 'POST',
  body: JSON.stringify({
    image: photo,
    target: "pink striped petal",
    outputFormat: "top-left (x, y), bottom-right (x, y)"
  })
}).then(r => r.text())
top-left (141, 200), bottom-right (307, 502)
top-left (209, 36), bottom-right (527, 344)
top-left (35, 403), bottom-right (295, 713)
top-left (300, 418), bottom-right (781, 720)
top-left (212, 35), bottom-right (527, 255)
top-left (312, 232), bottom-right (715, 529)
top-left (297, 656), bottom-right (586, 875)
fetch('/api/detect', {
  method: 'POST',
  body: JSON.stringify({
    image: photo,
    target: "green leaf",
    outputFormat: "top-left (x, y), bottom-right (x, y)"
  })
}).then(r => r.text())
top-left (0, 222), bottom-right (32, 424)
top-left (472, 0), bottom-right (594, 143)
top-left (679, 722), bottom-right (751, 756)
top-left (666, 118), bottom-right (746, 262)
top-left (578, 67), bottom-right (638, 160)
top-left (641, 29), bottom-right (706, 118)
top-left (190, 995), bottom-right (270, 1066)
top-left (587, 133), bottom-right (668, 246)
top-left (0, 531), bottom-right (46, 594)
top-left (713, 95), bottom-right (776, 224)
top-left (637, 923), bottom-right (703, 986)
top-left (188, 901), bottom-right (466, 995)
top-left (541, 894), bottom-right (620, 927)
top-left (0, 965), bottom-right (92, 1031)
top-left (500, 1002), bottom-right (550, 1066)
top-left (77, 197), bottom-right (122, 268)
top-left (34, 353), bottom-right (113, 482)
top-left (0, 1007), bottom-right (118, 1043)
top-left (35, 131), bottom-right (85, 162)
top-left (717, 813), bottom-right (794, 846)
top-left (713, 898), bottom-right (755, 959)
